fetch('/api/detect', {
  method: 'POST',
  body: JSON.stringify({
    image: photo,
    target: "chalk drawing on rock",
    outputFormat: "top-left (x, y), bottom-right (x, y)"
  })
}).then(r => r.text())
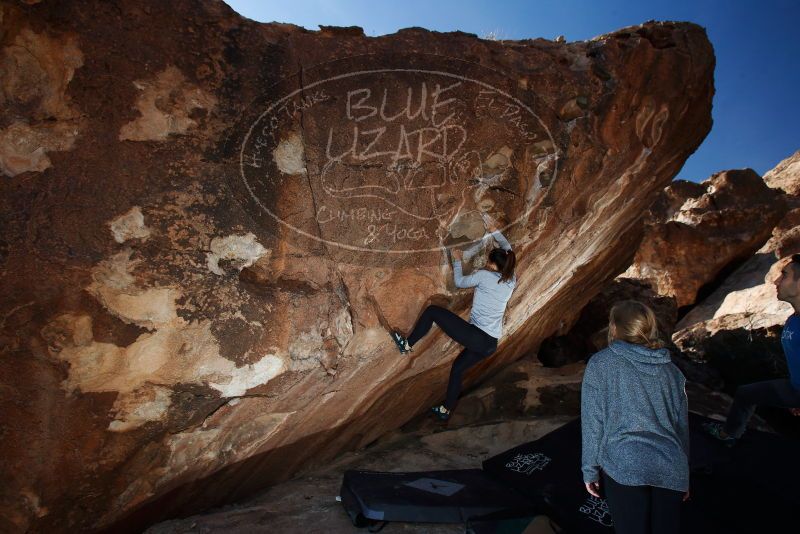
top-left (239, 56), bottom-right (558, 257)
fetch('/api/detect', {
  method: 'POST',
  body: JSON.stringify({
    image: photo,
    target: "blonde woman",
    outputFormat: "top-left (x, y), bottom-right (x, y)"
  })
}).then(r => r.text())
top-left (581, 301), bottom-right (689, 534)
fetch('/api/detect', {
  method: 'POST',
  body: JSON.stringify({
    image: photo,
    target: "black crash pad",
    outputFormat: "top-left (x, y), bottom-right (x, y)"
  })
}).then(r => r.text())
top-left (340, 413), bottom-right (800, 532)
top-left (340, 469), bottom-right (532, 526)
top-left (481, 418), bottom-right (612, 533)
top-left (482, 413), bottom-right (800, 533)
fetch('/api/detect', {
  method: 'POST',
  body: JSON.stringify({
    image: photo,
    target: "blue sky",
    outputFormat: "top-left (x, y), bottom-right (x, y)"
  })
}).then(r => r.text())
top-left (224, 0), bottom-right (799, 182)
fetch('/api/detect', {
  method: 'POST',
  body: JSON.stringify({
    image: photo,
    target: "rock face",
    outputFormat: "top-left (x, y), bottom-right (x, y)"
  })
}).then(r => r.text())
top-left (537, 277), bottom-right (678, 367)
top-left (542, 166), bottom-right (793, 371)
top-left (677, 210), bottom-right (800, 332)
top-left (674, 208), bottom-right (800, 393)
top-left (764, 150), bottom-right (800, 196)
top-left (673, 151), bottom-right (800, 336)
top-left (0, 1), bottom-right (714, 532)
top-left (0, 14), bottom-right (84, 177)
top-left (623, 169), bottom-right (787, 309)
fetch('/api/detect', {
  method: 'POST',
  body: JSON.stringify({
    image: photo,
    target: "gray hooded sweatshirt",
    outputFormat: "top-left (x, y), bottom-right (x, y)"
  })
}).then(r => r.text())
top-left (581, 340), bottom-right (690, 492)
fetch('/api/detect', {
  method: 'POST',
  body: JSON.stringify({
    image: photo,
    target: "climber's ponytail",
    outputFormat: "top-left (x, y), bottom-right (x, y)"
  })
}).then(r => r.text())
top-left (489, 248), bottom-right (516, 283)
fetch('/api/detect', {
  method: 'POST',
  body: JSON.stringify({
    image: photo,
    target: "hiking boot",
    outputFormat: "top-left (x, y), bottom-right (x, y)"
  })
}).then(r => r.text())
top-left (702, 421), bottom-right (736, 447)
top-left (431, 404), bottom-right (451, 421)
top-left (390, 331), bottom-right (412, 355)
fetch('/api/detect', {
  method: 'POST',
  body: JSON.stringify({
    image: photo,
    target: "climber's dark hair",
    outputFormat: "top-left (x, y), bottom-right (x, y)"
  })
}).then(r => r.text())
top-left (489, 248), bottom-right (516, 283)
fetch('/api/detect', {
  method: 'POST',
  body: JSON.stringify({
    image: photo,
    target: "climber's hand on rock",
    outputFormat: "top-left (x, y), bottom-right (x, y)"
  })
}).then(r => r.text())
top-left (481, 212), bottom-right (500, 233)
top-left (452, 249), bottom-right (463, 261)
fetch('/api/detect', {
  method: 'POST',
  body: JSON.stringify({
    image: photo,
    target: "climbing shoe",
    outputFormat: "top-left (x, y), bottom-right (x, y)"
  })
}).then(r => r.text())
top-left (390, 331), bottom-right (412, 355)
top-left (702, 421), bottom-right (736, 447)
top-left (431, 405), bottom-right (451, 421)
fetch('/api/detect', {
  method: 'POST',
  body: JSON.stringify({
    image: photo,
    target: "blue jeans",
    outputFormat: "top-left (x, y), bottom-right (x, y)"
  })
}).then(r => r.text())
top-left (724, 379), bottom-right (800, 438)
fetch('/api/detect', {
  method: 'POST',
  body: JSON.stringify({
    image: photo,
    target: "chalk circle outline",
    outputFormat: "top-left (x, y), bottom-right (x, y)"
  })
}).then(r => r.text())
top-left (240, 63), bottom-right (558, 254)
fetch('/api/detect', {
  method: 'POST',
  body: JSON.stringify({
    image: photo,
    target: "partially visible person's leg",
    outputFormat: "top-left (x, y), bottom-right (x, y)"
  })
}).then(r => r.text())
top-left (407, 305), bottom-right (486, 349)
top-left (650, 485), bottom-right (684, 534)
top-left (724, 379), bottom-right (800, 438)
top-left (444, 348), bottom-right (491, 410)
top-left (601, 472), bottom-right (649, 534)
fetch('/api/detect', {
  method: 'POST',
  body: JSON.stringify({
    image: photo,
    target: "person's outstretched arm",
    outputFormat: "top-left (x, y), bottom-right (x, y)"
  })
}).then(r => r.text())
top-left (482, 213), bottom-right (512, 251)
top-left (491, 230), bottom-right (512, 252)
top-left (451, 249), bottom-right (481, 288)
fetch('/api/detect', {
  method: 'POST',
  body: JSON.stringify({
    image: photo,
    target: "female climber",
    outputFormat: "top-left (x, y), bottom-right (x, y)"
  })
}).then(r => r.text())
top-left (390, 214), bottom-right (516, 421)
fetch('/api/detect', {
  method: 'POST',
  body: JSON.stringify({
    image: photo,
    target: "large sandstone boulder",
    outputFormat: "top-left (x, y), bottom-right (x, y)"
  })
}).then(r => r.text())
top-left (677, 209), bottom-right (800, 332)
top-left (674, 147), bottom-right (800, 333)
top-left (0, 1), bottom-right (713, 531)
top-left (673, 208), bottom-right (800, 387)
top-left (764, 150), bottom-right (800, 196)
top-left (623, 169), bottom-right (788, 309)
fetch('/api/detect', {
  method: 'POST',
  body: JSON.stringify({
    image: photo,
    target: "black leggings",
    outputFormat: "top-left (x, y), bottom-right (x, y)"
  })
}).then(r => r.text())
top-left (602, 472), bottom-right (683, 534)
top-left (407, 305), bottom-right (497, 410)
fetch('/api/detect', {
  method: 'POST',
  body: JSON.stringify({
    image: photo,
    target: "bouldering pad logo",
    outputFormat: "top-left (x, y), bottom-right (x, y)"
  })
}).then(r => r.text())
top-left (239, 55), bottom-right (557, 257)
top-left (579, 495), bottom-right (613, 527)
top-left (505, 452), bottom-right (552, 475)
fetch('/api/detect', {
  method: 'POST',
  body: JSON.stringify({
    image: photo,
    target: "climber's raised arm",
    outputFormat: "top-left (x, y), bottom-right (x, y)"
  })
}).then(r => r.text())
top-left (451, 248), bottom-right (481, 288)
